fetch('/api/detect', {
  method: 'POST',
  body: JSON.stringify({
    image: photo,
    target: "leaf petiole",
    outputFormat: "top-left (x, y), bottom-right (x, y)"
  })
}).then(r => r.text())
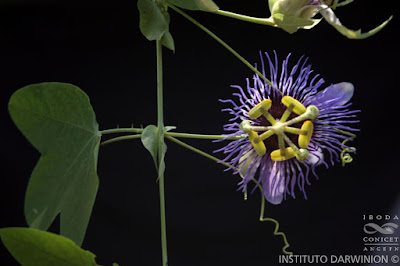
top-left (101, 134), bottom-right (142, 146)
top-left (100, 128), bottom-right (144, 135)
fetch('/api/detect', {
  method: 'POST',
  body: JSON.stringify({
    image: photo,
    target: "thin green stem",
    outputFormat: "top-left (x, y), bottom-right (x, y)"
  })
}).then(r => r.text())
top-left (101, 134), bottom-right (142, 146)
top-left (157, 43), bottom-right (164, 130)
top-left (99, 132), bottom-right (245, 147)
top-left (214, 10), bottom-right (276, 26)
top-left (165, 135), bottom-right (232, 169)
top-left (100, 127), bottom-right (144, 135)
top-left (156, 40), bottom-right (168, 266)
top-left (166, 136), bottom-right (262, 190)
top-left (165, 132), bottom-right (245, 140)
top-left (168, 4), bottom-right (272, 86)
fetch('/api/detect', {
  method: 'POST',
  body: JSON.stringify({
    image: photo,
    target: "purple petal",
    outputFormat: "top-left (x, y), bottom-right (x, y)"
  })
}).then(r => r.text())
top-left (306, 147), bottom-right (324, 166)
top-left (261, 161), bottom-right (285, 205)
top-left (306, 82), bottom-right (354, 107)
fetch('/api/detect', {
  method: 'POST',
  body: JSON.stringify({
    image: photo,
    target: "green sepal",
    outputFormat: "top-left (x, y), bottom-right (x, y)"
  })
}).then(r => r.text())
top-left (0, 227), bottom-right (98, 266)
top-left (272, 13), bottom-right (321, 34)
top-left (238, 152), bottom-right (259, 180)
top-left (268, 0), bottom-right (280, 13)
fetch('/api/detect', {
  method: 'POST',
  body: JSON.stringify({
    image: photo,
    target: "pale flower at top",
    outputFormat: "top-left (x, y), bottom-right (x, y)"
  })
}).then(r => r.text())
top-left (268, 0), bottom-right (392, 38)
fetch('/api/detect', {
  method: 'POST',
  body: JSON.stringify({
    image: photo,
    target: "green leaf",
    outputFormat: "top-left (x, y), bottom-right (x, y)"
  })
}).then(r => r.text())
top-left (8, 82), bottom-right (101, 246)
top-left (0, 227), bottom-right (98, 266)
top-left (141, 125), bottom-right (159, 170)
top-left (167, 0), bottom-right (219, 12)
top-left (161, 31), bottom-right (175, 52)
top-left (158, 126), bottom-right (175, 180)
top-left (141, 125), bottom-right (175, 177)
top-left (138, 0), bottom-right (168, 41)
top-left (138, 0), bottom-right (175, 51)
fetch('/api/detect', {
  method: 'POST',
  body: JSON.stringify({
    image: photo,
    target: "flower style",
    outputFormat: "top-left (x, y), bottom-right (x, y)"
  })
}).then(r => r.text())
top-left (268, 0), bottom-right (392, 39)
top-left (216, 52), bottom-right (359, 205)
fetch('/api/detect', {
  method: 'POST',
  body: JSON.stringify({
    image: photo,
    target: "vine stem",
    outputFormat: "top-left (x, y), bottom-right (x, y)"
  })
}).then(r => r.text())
top-left (168, 4), bottom-right (272, 86)
top-left (156, 40), bottom-right (168, 266)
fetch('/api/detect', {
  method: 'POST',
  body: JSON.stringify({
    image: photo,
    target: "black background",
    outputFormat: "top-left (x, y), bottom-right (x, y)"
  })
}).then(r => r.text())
top-left (0, 1), bottom-right (399, 265)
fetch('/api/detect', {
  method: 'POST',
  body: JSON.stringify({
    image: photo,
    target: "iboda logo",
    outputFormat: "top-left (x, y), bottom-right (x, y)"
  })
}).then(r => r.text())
top-left (363, 215), bottom-right (399, 235)
top-left (363, 223), bottom-right (398, 235)
top-left (362, 214), bottom-right (399, 252)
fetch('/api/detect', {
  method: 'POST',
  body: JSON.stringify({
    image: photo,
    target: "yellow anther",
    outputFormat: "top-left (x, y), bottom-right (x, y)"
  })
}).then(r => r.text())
top-left (248, 99), bottom-right (272, 120)
top-left (281, 96), bottom-right (306, 115)
top-left (248, 131), bottom-right (266, 156)
top-left (270, 147), bottom-right (296, 161)
top-left (298, 121), bottom-right (314, 148)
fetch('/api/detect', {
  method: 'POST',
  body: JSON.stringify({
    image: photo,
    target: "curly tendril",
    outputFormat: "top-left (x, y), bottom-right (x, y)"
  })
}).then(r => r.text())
top-left (259, 192), bottom-right (293, 255)
top-left (260, 216), bottom-right (293, 255)
top-left (340, 138), bottom-right (356, 167)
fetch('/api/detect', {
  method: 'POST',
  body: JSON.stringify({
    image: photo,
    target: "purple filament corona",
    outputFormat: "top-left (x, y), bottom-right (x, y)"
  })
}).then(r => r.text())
top-left (215, 51), bottom-right (360, 205)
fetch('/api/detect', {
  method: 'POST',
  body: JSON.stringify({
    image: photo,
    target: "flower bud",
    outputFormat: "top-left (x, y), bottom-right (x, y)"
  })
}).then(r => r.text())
top-left (268, 0), bottom-right (321, 34)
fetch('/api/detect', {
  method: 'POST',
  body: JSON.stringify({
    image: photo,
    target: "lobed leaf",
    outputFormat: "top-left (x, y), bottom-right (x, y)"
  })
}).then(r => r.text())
top-left (8, 82), bottom-right (101, 246)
